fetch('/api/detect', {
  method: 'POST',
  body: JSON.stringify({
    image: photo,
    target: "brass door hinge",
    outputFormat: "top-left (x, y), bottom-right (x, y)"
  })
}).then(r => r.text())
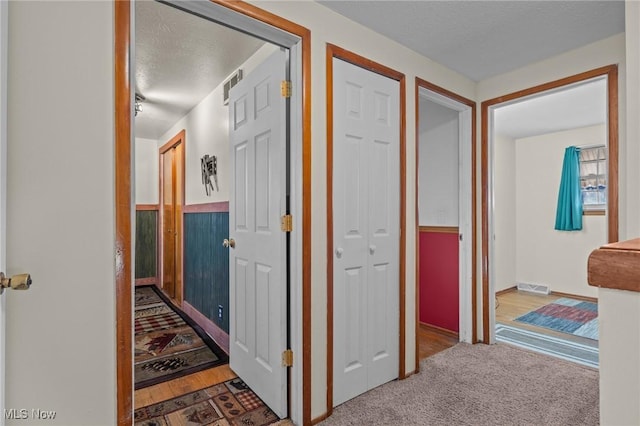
top-left (281, 80), bottom-right (292, 98)
top-left (282, 349), bottom-right (293, 367)
top-left (281, 214), bottom-right (293, 232)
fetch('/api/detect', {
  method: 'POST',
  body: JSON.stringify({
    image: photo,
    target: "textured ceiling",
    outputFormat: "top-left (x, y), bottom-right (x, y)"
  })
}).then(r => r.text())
top-left (318, 0), bottom-right (625, 81)
top-left (136, 1), bottom-right (622, 141)
top-left (418, 77), bottom-right (606, 140)
top-left (493, 78), bottom-right (607, 140)
top-left (135, 1), bottom-right (265, 139)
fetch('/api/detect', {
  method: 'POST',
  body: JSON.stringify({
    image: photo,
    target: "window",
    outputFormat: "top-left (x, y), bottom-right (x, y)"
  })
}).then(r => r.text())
top-left (579, 145), bottom-right (606, 212)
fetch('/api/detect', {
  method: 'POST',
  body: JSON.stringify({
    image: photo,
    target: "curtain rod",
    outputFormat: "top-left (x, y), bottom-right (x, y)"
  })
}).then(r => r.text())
top-left (575, 143), bottom-right (606, 150)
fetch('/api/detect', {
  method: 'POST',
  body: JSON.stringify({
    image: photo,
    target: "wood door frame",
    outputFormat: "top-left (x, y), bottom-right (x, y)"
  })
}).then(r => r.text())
top-left (326, 43), bottom-right (406, 415)
top-left (115, 1), bottom-right (312, 425)
top-left (414, 78), bottom-right (477, 373)
top-left (159, 130), bottom-right (185, 305)
top-left (480, 65), bottom-right (619, 343)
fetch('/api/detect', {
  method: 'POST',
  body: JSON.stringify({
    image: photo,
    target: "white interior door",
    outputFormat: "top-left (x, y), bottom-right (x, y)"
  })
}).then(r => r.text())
top-left (228, 48), bottom-right (288, 418)
top-left (332, 57), bottom-right (400, 406)
top-left (457, 108), bottom-right (473, 343)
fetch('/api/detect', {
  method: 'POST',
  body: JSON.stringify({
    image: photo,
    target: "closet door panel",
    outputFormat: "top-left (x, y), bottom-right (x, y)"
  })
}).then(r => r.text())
top-left (332, 57), bottom-right (399, 406)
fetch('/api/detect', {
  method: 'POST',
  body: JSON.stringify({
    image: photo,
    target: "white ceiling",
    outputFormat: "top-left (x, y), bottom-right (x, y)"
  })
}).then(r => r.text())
top-left (135, 1), bottom-right (265, 139)
top-left (494, 78), bottom-right (607, 140)
top-left (318, 0), bottom-right (624, 82)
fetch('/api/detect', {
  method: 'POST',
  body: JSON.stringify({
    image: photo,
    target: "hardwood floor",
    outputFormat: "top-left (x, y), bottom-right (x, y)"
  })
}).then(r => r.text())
top-left (496, 289), bottom-right (562, 324)
top-left (135, 363), bottom-right (294, 425)
top-left (418, 324), bottom-right (459, 360)
top-left (134, 364), bottom-right (236, 409)
top-left (496, 289), bottom-right (598, 346)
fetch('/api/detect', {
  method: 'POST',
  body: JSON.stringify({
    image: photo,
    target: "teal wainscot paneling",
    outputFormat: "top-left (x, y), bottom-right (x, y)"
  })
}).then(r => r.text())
top-left (184, 211), bottom-right (230, 333)
top-left (135, 210), bottom-right (157, 279)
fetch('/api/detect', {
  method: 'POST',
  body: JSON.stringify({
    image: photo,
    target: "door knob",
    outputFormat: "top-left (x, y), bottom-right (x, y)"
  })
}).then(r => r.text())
top-left (223, 238), bottom-right (236, 249)
top-left (0, 272), bottom-right (32, 294)
top-left (335, 247), bottom-right (344, 258)
top-left (369, 244), bottom-right (377, 254)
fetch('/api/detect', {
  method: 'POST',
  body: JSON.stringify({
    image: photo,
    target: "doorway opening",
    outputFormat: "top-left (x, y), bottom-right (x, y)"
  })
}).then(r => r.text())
top-left (118, 1), bottom-right (311, 424)
top-left (158, 130), bottom-right (184, 304)
top-left (415, 79), bottom-right (476, 365)
top-left (482, 66), bottom-right (618, 366)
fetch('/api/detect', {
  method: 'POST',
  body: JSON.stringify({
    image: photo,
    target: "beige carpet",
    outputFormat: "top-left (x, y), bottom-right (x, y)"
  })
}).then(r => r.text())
top-left (321, 343), bottom-right (599, 426)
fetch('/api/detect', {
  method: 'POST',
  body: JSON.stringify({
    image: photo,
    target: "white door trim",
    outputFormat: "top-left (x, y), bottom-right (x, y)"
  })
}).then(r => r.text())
top-left (0, 0), bottom-right (8, 420)
top-left (287, 41), bottom-right (304, 424)
top-left (458, 107), bottom-right (473, 343)
top-left (418, 87), bottom-right (474, 344)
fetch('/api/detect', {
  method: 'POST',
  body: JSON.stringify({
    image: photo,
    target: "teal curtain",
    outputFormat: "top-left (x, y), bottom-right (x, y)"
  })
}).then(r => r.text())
top-left (555, 146), bottom-right (583, 231)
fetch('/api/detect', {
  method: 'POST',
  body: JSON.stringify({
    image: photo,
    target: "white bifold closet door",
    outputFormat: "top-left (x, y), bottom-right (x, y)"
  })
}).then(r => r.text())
top-left (332, 57), bottom-right (400, 407)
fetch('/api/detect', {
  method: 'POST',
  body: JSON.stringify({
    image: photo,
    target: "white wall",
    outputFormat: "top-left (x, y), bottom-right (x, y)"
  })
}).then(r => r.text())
top-left (135, 137), bottom-right (159, 205)
top-left (493, 134), bottom-right (516, 292)
top-left (599, 288), bottom-right (640, 425)
top-left (515, 126), bottom-right (606, 298)
top-left (249, 0), bottom-right (476, 419)
top-left (6, 2), bottom-right (115, 424)
top-left (598, 2), bottom-right (640, 425)
top-left (418, 99), bottom-right (459, 226)
top-left (158, 44), bottom-right (278, 206)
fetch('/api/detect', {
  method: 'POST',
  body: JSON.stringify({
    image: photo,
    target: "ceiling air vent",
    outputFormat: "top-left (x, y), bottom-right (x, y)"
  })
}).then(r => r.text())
top-left (223, 69), bottom-right (243, 105)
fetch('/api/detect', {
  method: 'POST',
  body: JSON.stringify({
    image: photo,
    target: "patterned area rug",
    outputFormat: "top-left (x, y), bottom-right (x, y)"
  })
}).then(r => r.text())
top-left (135, 377), bottom-right (283, 426)
top-left (135, 286), bottom-right (228, 389)
top-left (515, 297), bottom-right (598, 340)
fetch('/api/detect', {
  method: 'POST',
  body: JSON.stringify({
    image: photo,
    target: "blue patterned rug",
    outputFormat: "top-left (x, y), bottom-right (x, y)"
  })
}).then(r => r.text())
top-left (515, 297), bottom-right (598, 340)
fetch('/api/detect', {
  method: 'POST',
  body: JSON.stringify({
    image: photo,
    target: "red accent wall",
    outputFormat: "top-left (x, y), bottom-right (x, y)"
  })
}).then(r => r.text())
top-left (419, 231), bottom-right (459, 332)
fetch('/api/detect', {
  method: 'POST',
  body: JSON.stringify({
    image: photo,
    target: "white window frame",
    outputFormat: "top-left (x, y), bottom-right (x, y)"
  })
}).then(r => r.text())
top-left (579, 145), bottom-right (607, 212)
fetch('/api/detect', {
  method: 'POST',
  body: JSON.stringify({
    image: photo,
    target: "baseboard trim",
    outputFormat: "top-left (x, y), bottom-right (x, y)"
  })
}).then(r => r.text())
top-left (495, 286), bottom-right (517, 296)
top-left (135, 277), bottom-right (156, 286)
top-left (182, 301), bottom-right (230, 355)
top-left (550, 291), bottom-right (598, 303)
top-left (496, 287), bottom-right (597, 303)
top-left (419, 322), bottom-right (459, 339)
top-left (311, 412), bottom-right (330, 425)
top-left (401, 369), bottom-right (418, 380)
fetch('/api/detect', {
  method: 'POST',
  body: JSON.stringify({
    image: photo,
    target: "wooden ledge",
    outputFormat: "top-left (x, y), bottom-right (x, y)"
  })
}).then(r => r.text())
top-left (588, 238), bottom-right (640, 292)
